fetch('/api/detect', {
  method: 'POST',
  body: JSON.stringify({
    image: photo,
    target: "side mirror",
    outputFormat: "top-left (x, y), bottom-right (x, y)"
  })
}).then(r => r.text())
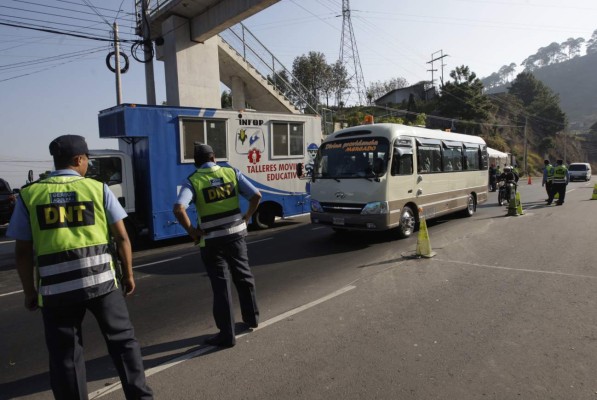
top-left (296, 162), bottom-right (303, 178)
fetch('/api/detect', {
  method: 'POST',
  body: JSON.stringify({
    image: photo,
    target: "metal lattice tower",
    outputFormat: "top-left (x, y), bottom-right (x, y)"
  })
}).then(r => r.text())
top-left (338, 0), bottom-right (366, 106)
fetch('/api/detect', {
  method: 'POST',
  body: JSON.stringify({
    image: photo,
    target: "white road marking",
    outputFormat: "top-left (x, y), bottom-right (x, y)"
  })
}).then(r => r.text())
top-left (134, 257), bottom-right (181, 269)
top-left (89, 284), bottom-right (357, 399)
top-left (0, 240), bottom-right (15, 245)
top-left (248, 237), bottom-right (274, 244)
top-left (435, 258), bottom-right (597, 280)
top-left (0, 290), bottom-right (24, 298)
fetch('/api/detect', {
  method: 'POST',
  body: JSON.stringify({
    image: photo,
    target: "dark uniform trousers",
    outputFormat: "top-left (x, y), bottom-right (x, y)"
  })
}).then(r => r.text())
top-left (549, 183), bottom-right (567, 204)
top-left (545, 181), bottom-right (552, 198)
top-left (41, 289), bottom-right (153, 400)
top-left (200, 237), bottom-right (259, 341)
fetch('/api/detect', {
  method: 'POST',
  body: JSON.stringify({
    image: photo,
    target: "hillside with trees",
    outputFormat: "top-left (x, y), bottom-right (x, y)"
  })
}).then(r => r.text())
top-left (482, 29), bottom-right (597, 129)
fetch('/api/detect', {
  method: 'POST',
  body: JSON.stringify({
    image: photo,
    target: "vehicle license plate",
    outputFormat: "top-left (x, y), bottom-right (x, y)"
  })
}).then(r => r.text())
top-left (333, 217), bottom-right (345, 226)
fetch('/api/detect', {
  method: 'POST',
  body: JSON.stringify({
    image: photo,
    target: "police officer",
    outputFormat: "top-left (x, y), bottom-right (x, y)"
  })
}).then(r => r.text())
top-left (173, 143), bottom-right (262, 347)
top-left (547, 159), bottom-right (569, 205)
top-left (542, 159), bottom-right (554, 201)
top-left (7, 135), bottom-right (152, 400)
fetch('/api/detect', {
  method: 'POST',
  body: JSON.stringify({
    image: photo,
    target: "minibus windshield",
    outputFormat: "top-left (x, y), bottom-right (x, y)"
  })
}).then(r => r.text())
top-left (314, 137), bottom-right (389, 179)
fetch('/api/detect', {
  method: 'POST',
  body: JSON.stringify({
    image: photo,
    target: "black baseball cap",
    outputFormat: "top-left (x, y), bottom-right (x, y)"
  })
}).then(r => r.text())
top-left (49, 135), bottom-right (89, 158)
top-left (194, 142), bottom-right (214, 157)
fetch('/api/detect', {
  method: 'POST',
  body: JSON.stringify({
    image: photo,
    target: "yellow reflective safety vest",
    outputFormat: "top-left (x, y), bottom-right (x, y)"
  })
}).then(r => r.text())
top-left (553, 165), bottom-right (568, 184)
top-left (20, 175), bottom-right (117, 307)
top-left (546, 164), bottom-right (554, 182)
top-left (188, 165), bottom-right (247, 247)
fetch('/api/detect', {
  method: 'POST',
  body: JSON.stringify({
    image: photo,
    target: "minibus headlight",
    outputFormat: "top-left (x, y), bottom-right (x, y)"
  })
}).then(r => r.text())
top-left (311, 199), bottom-right (324, 213)
top-left (361, 201), bottom-right (388, 215)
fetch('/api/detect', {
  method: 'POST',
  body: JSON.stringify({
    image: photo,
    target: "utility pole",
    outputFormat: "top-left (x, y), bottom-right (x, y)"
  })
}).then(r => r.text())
top-left (564, 131), bottom-right (567, 165)
top-left (427, 50), bottom-right (449, 87)
top-left (141, 0), bottom-right (156, 105)
top-left (523, 116), bottom-right (528, 175)
top-left (113, 22), bottom-right (122, 105)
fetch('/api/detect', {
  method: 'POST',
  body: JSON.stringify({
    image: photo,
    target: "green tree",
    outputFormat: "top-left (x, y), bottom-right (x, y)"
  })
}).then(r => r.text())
top-left (267, 69), bottom-right (294, 99)
top-left (508, 72), bottom-right (566, 136)
top-left (367, 77), bottom-right (409, 102)
top-left (586, 29), bottom-right (597, 55)
top-left (437, 65), bottom-right (493, 126)
top-left (323, 60), bottom-right (349, 108)
top-left (498, 63), bottom-right (517, 83)
top-left (292, 52), bottom-right (329, 108)
top-left (521, 54), bottom-right (539, 71)
top-left (221, 90), bottom-right (232, 108)
top-left (561, 37), bottom-right (585, 59)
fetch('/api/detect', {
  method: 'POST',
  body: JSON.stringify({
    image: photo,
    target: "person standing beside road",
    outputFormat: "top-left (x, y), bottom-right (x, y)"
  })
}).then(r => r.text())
top-left (173, 143), bottom-right (262, 348)
top-left (542, 159), bottom-right (554, 201)
top-left (547, 159), bottom-right (569, 206)
top-left (7, 135), bottom-right (153, 400)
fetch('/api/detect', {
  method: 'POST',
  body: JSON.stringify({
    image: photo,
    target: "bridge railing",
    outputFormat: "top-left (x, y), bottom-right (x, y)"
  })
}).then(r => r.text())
top-left (219, 23), bottom-right (320, 115)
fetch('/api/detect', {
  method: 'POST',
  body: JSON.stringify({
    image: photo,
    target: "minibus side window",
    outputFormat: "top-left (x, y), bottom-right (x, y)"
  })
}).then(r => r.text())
top-left (391, 149), bottom-right (413, 176)
top-left (417, 145), bottom-right (441, 173)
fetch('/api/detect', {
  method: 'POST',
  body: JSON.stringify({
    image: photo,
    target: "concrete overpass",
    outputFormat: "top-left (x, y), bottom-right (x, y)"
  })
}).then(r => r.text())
top-left (140, 0), bottom-right (298, 112)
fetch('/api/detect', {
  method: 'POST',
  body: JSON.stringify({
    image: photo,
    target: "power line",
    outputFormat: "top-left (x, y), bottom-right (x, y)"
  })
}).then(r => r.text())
top-left (0, 47), bottom-right (105, 83)
top-left (0, 46), bottom-right (107, 71)
top-left (0, 20), bottom-right (140, 43)
top-left (23, 0), bottom-right (135, 22)
top-left (0, 4), bottom-right (135, 25)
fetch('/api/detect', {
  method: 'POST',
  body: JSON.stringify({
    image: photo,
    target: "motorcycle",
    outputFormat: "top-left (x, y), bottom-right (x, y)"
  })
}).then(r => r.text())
top-left (497, 180), bottom-right (517, 206)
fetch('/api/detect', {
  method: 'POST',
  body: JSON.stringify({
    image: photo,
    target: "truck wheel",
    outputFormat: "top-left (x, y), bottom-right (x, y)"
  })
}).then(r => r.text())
top-left (396, 206), bottom-right (416, 239)
top-left (253, 205), bottom-right (276, 229)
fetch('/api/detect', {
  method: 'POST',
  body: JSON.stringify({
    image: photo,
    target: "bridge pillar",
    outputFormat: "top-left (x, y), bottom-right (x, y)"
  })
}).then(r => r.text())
top-left (159, 15), bottom-right (220, 108)
top-left (230, 76), bottom-right (246, 110)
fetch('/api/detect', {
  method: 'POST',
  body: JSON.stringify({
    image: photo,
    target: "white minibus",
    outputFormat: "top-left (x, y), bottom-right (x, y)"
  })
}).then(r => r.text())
top-left (301, 123), bottom-right (488, 238)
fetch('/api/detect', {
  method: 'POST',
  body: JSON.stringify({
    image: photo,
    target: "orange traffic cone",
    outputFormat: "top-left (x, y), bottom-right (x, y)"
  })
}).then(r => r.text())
top-left (527, 175), bottom-right (532, 185)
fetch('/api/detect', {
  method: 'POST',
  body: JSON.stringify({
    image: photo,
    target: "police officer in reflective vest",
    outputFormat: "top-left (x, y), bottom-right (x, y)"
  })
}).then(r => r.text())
top-left (7, 135), bottom-right (152, 399)
top-left (173, 143), bottom-right (262, 347)
top-left (542, 159), bottom-right (554, 200)
top-left (547, 159), bottom-right (569, 205)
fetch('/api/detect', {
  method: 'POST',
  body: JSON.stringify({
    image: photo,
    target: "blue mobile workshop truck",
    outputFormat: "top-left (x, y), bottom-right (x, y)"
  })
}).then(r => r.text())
top-left (92, 104), bottom-right (322, 241)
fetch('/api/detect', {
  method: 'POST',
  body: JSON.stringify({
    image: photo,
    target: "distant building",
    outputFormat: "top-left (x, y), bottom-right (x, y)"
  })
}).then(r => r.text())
top-left (374, 82), bottom-right (437, 106)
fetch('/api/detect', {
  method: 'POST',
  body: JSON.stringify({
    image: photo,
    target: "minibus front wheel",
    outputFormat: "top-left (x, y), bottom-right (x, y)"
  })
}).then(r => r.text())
top-left (397, 205), bottom-right (416, 238)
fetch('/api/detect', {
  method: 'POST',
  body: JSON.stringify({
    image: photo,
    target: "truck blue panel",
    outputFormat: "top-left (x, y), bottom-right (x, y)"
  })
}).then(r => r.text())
top-left (98, 104), bottom-right (310, 241)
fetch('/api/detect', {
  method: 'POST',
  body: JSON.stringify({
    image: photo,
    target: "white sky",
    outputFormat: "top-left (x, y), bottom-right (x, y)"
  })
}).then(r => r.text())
top-left (0, 0), bottom-right (595, 188)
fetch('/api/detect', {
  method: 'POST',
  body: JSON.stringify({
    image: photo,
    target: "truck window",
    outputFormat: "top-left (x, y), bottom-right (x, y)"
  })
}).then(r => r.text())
top-left (180, 118), bottom-right (227, 162)
top-left (272, 122), bottom-right (304, 157)
top-left (87, 157), bottom-right (122, 186)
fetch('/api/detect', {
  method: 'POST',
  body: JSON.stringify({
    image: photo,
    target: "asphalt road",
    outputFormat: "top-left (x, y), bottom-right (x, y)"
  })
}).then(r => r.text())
top-left (1, 178), bottom-right (596, 399)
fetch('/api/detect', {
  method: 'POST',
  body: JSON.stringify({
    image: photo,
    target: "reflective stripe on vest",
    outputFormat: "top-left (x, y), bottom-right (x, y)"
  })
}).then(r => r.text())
top-left (39, 269), bottom-right (115, 296)
top-left (38, 253), bottom-right (112, 277)
top-left (20, 176), bottom-right (117, 306)
top-left (203, 221), bottom-right (247, 240)
top-left (188, 166), bottom-right (246, 247)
